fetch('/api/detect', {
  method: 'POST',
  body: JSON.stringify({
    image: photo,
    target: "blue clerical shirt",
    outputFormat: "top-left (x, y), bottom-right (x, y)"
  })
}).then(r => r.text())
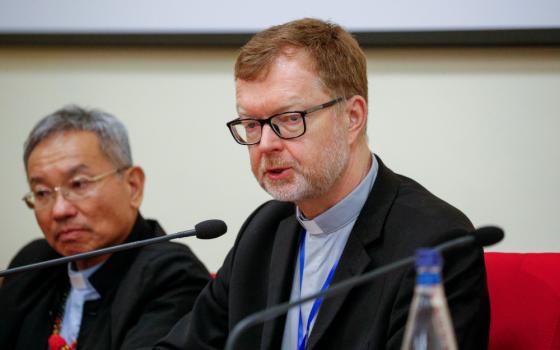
top-left (281, 154), bottom-right (379, 350)
top-left (59, 262), bottom-right (102, 344)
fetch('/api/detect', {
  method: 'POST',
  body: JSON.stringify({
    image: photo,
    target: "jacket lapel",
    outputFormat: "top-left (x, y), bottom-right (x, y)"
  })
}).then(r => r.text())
top-left (306, 157), bottom-right (401, 349)
top-left (260, 215), bottom-right (301, 350)
top-left (88, 214), bottom-right (154, 348)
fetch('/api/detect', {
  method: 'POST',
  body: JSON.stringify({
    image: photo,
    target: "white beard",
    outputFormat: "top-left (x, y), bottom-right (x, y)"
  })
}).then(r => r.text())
top-left (258, 127), bottom-right (349, 202)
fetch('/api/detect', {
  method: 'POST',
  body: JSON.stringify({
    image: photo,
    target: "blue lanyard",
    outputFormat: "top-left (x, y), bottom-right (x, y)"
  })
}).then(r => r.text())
top-left (297, 231), bottom-right (340, 350)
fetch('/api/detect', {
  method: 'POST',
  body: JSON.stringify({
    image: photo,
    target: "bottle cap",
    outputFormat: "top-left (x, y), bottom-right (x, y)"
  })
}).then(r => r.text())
top-left (415, 248), bottom-right (442, 267)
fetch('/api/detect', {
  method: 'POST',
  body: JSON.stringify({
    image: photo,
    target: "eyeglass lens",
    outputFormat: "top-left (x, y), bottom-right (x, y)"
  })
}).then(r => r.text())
top-left (231, 112), bottom-right (305, 144)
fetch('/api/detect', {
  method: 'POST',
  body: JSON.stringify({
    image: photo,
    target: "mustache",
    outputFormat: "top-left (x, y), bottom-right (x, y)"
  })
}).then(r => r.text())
top-left (259, 156), bottom-right (298, 172)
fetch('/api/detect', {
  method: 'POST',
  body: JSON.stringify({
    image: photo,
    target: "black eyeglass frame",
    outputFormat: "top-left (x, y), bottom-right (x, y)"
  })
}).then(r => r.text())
top-left (226, 97), bottom-right (344, 145)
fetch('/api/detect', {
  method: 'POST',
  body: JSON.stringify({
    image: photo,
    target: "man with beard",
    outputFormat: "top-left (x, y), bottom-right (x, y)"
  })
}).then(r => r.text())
top-left (0, 106), bottom-right (210, 350)
top-left (164, 18), bottom-right (490, 349)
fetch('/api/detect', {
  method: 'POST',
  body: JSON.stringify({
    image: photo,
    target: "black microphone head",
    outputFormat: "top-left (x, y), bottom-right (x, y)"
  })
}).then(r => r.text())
top-left (472, 226), bottom-right (504, 247)
top-left (195, 219), bottom-right (227, 239)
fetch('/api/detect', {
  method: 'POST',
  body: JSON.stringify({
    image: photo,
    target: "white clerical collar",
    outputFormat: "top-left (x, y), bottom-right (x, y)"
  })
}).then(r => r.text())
top-left (296, 154), bottom-right (379, 235)
top-left (67, 262), bottom-right (103, 290)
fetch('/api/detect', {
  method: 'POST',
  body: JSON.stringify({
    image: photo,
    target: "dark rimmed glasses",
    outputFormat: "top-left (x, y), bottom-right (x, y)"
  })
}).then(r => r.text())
top-left (22, 167), bottom-right (129, 210)
top-left (226, 97), bottom-right (344, 145)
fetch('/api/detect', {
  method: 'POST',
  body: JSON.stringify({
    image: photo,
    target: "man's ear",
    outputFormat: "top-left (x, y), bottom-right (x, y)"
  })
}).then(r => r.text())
top-left (345, 95), bottom-right (368, 145)
top-left (124, 166), bottom-right (145, 209)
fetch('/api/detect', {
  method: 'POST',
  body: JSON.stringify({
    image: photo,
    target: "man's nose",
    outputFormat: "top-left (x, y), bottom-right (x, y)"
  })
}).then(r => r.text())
top-left (50, 190), bottom-right (78, 220)
top-left (257, 124), bottom-right (283, 152)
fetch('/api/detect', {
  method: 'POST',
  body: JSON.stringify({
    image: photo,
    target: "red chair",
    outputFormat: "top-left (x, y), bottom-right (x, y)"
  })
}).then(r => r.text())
top-left (485, 252), bottom-right (560, 350)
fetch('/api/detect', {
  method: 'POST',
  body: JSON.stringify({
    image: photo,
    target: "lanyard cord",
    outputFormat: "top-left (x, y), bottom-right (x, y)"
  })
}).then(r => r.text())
top-left (297, 231), bottom-right (340, 350)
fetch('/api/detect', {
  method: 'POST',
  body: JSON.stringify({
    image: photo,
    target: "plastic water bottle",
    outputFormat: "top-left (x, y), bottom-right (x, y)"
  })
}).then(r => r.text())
top-left (400, 249), bottom-right (458, 350)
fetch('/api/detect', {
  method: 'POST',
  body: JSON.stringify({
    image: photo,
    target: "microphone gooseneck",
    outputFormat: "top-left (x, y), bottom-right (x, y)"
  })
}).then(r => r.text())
top-left (0, 219), bottom-right (227, 278)
top-left (224, 226), bottom-right (504, 350)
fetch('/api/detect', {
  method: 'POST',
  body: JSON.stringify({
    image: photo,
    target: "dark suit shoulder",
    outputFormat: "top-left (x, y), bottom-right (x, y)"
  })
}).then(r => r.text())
top-left (391, 173), bottom-right (473, 232)
top-left (127, 216), bottom-right (210, 279)
top-left (216, 200), bottom-right (295, 274)
top-left (8, 238), bottom-right (59, 269)
top-left (237, 200), bottom-right (295, 240)
top-left (132, 240), bottom-right (210, 278)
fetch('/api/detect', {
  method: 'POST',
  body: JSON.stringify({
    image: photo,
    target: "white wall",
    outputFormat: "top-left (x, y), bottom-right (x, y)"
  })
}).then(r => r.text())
top-left (2, 0), bottom-right (558, 32)
top-left (0, 46), bottom-right (559, 272)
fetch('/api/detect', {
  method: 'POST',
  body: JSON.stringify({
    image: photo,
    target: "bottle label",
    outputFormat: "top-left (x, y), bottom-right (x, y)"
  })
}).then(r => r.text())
top-left (417, 272), bottom-right (441, 285)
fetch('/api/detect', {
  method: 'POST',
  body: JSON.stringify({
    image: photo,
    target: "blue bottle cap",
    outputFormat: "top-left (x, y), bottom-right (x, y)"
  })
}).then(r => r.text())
top-left (415, 248), bottom-right (442, 267)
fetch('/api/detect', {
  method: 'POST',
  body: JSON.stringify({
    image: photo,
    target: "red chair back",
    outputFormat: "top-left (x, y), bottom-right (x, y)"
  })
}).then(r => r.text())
top-left (485, 252), bottom-right (560, 350)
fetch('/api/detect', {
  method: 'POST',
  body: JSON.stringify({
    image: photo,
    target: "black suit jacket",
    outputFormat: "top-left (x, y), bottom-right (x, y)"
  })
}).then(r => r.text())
top-left (165, 157), bottom-right (490, 349)
top-left (0, 214), bottom-right (211, 350)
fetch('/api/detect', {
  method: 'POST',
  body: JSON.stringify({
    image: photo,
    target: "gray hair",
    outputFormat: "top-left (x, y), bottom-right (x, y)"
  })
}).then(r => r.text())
top-left (23, 105), bottom-right (133, 170)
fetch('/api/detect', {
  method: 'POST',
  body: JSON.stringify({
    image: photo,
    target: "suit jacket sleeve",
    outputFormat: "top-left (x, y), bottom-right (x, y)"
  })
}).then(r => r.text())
top-left (154, 202), bottom-right (272, 350)
top-left (114, 243), bottom-right (211, 349)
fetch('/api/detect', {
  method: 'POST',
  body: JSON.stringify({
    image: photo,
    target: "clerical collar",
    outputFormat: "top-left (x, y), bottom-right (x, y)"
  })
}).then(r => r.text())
top-left (296, 154), bottom-right (379, 235)
top-left (67, 262), bottom-right (103, 290)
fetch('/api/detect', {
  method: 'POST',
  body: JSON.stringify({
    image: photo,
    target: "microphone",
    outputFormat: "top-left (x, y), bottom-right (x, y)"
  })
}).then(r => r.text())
top-left (224, 226), bottom-right (504, 350)
top-left (0, 219), bottom-right (227, 278)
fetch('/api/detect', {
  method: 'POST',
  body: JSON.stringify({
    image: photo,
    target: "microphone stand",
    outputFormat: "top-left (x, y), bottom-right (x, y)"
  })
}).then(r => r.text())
top-left (0, 219), bottom-right (227, 278)
top-left (0, 229), bottom-right (196, 277)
